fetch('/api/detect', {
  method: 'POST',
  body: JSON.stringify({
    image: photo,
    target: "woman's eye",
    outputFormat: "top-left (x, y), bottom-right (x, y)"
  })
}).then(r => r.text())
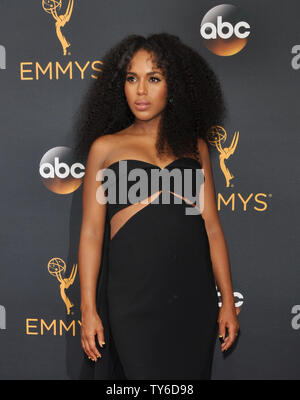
top-left (126, 76), bottom-right (161, 83)
top-left (150, 77), bottom-right (160, 82)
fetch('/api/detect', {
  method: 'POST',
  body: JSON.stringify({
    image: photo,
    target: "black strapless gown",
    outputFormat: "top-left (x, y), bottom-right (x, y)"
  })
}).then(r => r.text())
top-left (90, 157), bottom-right (219, 380)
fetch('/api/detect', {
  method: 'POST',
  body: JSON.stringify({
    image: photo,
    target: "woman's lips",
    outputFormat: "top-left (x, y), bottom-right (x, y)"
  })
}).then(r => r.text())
top-left (134, 102), bottom-right (151, 111)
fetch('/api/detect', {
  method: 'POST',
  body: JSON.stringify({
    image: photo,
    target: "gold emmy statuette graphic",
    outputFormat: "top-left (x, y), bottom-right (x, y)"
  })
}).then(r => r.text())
top-left (42, 0), bottom-right (74, 56)
top-left (208, 126), bottom-right (239, 187)
top-left (48, 257), bottom-right (77, 314)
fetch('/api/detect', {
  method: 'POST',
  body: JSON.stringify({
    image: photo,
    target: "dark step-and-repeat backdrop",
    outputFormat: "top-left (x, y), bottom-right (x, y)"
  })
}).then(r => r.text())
top-left (0, 1), bottom-right (299, 380)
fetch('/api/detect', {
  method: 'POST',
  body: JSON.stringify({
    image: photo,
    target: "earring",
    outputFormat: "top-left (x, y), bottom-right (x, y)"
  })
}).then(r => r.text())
top-left (168, 97), bottom-right (174, 103)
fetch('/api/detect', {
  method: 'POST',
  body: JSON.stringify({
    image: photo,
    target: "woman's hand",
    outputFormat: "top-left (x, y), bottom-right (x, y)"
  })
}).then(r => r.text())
top-left (80, 309), bottom-right (105, 362)
top-left (217, 303), bottom-right (240, 352)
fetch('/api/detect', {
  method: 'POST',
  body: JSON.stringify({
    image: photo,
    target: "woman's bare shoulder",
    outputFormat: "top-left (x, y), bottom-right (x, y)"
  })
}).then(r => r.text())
top-left (89, 134), bottom-right (117, 158)
top-left (197, 137), bottom-right (208, 151)
top-left (93, 128), bottom-right (130, 146)
top-left (196, 137), bottom-right (210, 166)
top-left (89, 130), bottom-right (128, 165)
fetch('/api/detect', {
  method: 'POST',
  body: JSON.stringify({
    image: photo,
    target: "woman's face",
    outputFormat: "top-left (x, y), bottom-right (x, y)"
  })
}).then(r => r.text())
top-left (124, 49), bottom-right (168, 121)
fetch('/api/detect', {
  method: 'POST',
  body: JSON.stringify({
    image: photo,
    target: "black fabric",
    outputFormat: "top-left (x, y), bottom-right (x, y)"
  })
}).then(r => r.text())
top-left (91, 158), bottom-right (219, 380)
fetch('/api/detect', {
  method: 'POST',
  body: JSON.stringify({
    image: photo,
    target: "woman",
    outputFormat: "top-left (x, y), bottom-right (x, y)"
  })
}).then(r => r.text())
top-left (76, 33), bottom-right (239, 380)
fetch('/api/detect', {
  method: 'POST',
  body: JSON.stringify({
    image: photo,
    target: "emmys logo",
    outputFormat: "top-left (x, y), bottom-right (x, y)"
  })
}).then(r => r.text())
top-left (47, 257), bottom-right (77, 315)
top-left (208, 126), bottom-right (239, 188)
top-left (42, 0), bottom-right (74, 56)
top-left (207, 125), bottom-right (272, 211)
top-left (200, 4), bottom-right (250, 56)
top-left (20, 1), bottom-right (103, 80)
top-left (39, 146), bottom-right (85, 194)
top-left (0, 305), bottom-right (6, 329)
top-left (25, 258), bottom-right (80, 336)
top-left (0, 45), bottom-right (6, 70)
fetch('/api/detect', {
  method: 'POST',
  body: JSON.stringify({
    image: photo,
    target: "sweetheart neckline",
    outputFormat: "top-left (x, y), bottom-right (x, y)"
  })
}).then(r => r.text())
top-left (104, 157), bottom-right (202, 171)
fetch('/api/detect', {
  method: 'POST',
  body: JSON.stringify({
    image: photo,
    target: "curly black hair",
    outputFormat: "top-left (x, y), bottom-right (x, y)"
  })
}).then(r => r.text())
top-left (74, 32), bottom-right (227, 163)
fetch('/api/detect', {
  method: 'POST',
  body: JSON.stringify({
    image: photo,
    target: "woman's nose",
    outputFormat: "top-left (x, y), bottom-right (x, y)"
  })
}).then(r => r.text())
top-left (137, 79), bottom-right (147, 94)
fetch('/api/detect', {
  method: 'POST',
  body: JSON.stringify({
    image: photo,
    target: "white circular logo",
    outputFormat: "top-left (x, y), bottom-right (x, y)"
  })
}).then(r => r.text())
top-left (39, 146), bottom-right (85, 194)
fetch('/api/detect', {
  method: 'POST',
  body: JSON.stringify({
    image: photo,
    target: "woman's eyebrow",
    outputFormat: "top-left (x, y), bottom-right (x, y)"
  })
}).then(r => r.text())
top-left (126, 71), bottom-right (163, 76)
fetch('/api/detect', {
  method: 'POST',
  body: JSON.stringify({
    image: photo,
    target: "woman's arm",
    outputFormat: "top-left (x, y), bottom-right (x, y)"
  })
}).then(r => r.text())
top-left (198, 138), bottom-right (239, 352)
top-left (78, 136), bottom-right (110, 362)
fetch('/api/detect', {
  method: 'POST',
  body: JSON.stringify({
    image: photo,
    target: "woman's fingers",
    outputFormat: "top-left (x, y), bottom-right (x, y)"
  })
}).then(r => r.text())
top-left (80, 313), bottom-right (105, 361)
top-left (87, 333), bottom-right (102, 361)
top-left (218, 319), bottom-right (228, 352)
top-left (221, 323), bottom-right (239, 352)
top-left (81, 332), bottom-right (102, 361)
top-left (218, 319), bottom-right (226, 341)
top-left (96, 327), bottom-right (106, 349)
top-left (82, 337), bottom-right (95, 361)
top-left (81, 337), bottom-right (95, 361)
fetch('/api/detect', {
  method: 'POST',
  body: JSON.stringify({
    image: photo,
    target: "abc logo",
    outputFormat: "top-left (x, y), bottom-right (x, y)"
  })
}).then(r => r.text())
top-left (217, 290), bottom-right (244, 308)
top-left (200, 4), bottom-right (250, 56)
top-left (39, 146), bottom-right (85, 194)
